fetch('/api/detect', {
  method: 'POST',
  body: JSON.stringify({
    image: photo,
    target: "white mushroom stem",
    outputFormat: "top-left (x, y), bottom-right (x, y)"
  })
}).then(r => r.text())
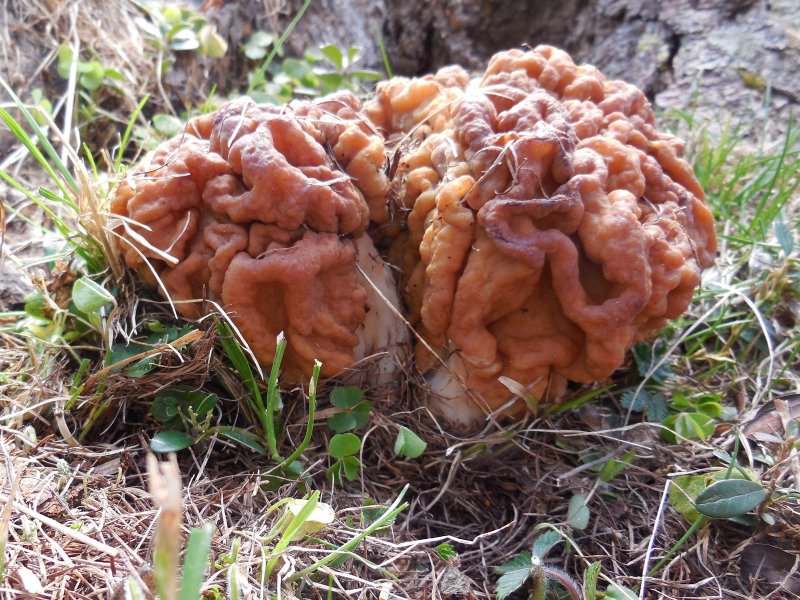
top-left (347, 235), bottom-right (409, 385)
top-left (425, 352), bottom-right (488, 429)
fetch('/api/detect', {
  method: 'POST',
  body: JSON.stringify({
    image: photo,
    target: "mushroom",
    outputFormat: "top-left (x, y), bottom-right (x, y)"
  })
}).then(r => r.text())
top-left (113, 46), bottom-right (715, 429)
top-left (365, 65), bottom-right (470, 140)
top-left (112, 94), bottom-right (407, 384)
top-left (386, 46), bottom-right (716, 427)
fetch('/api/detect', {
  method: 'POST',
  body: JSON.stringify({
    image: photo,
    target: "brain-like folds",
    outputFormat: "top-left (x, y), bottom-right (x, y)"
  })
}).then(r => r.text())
top-left (112, 93), bottom-right (402, 383)
top-left (113, 46), bottom-right (715, 426)
top-left (369, 46), bottom-right (715, 423)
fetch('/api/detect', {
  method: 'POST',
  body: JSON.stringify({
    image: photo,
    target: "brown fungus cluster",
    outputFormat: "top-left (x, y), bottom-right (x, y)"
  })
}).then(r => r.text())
top-left (112, 93), bottom-right (405, 384)
top-left (112, 46), bottom-right (716, 428)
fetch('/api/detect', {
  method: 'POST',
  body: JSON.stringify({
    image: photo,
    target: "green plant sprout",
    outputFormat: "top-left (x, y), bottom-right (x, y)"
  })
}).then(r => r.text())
top-left (326, 432), bottom-right (362, 483)
top-left (248, 43), bottom-right (382, 105)
top-left (146, 322), bottom-right (321, 481)
top-left (135, 0), bottom-right (228, 62)
top-left (326, 386), bottom-right (371, 433)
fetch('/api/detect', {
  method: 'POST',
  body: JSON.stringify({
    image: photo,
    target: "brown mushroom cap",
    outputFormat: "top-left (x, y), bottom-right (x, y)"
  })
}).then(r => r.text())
top-left (112, 93), bottom-right (405, 381)
top-left (364, 65), bottom-right (470, 139)
top-left (390, 45), bottom-right (716, 425)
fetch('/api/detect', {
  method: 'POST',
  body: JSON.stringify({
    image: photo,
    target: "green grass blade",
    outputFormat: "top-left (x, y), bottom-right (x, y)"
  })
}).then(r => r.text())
top-left (0, 78), bottom-right (79, 194)
top-left (247, 0), bottom-right (312, 93)
top-left (114, 95), bottom-right (150, 174)
top-left (376, 27), bottom-right (392, 78)
top-left (82, 143), bottom-right (99, 178)
top-left (0, 108), bottom-right (78, 211)
top-left (179, 523), bottom-right (214, 600)
top-left (287, 485), bottom-right (409, 582)
top-left (214, 318), bottom-right (269, 432)
top-left (274, 360), bottom-right (320, 472)
top-left (265, 491), bottom-right (320, 580)
top-left (264, 333), bottom-right (288, 461)
top-left (747, 113), bottom-right (797, 236)
top-left (0, 169), bottom-right (73, 239)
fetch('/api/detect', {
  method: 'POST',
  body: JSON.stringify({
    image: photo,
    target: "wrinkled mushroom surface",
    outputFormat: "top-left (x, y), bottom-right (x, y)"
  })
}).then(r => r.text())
top-left (112, 94), bottom-right (405, 383)
top-left (113, 46), bottom-right (715, 428)
top-left (382, 46), bottom-right (715, 425)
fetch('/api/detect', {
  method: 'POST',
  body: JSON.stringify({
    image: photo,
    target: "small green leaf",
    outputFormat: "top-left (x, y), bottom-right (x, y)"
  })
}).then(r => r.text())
top-left (152, 113), bottom-right (183, 136)
top-left (436, 543), bottom-right (458, 562)
top-left (566, 494), bottom-right (590, 530)
top-left (531, 529), bottom-right (563, 558)
top-left (662, 412), bottom-right (716, 443)
top-left (319, 44), bottom-right (343, 70)
top-left (350, 69), bottom-right (383, 80)
top-left (326, 462), bottom-right (343, 484)
top-left (583, 561), bottom-right (601, 600)
top-left (696, 398), bottom-right (723, 418)
top-left (150, 431), bottom-right (193, 453)
top-left (605, 584), bottom-right (638, 600)
top-left (775, 220), bottom-right (794, 256)
top-left (24, 291), bottom-right (49, 322)
top-left (248, 31), bottom-right (274, 48)
top-left (281, 58), bottom-right (310, 80)
top-left (104, 68), bottom-right (125, 81)
top-left (56, 44), bottom-right (74, 78)
top-left (190, 392), bottom-right (218, 416)
top-left (327, 412), bottom-right (357, 434)
top-left (218, 428), bottom-right (266, 455)
top-left (198, 24), bottom-right (228, 58)
top-left (316, 72), bottom-right (344, 90)
top-left (150, 395), bottom-right (178, 425)
top-left (646, 394), bottom-right (670, 423)
top-left (105, 340), bottom-right (151, 374)
top-left (619, 390), bottom-right (647, 412)
top-left (695, 479), bottom-right (766, 518)
top-left (179, 523), bottom-right (214, 600)
top-left (161, 5), bottom-right (183, 23)
top-left (631, 342), bottom-right (672, 382)
top-left (495, 551), bottom-right (532, 575)
top-left (329, 433), bottom-right (360, 459)
top-left (152, 387), bottom-right (217, 425)
top-left (670, 391), bottom-right (691, 409)
top-left (341, 455), bottom-right (361, 480)
top-left (669, 474), bottom-right (710, 522)
top-left (599, 450), bottom-right (636, 482)
top-left (394, 427), bottom-right (427, 459)
top-left (330, 386), bottom-right (363, 409)
top-left (351, 409), bottom-right (371, 429)
top-left (243, 44), bottom-right (267, 60)
top-left (72, 276), bottom-right (114, 313)
top-left (169, 28), bottom-right (200, 51)
top-left (495, 552), bottom-right (532, 599)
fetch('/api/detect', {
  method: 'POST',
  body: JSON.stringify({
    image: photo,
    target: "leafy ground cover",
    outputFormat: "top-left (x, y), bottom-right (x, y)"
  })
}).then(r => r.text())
top-left (0, 1), bottom-right (798, 598)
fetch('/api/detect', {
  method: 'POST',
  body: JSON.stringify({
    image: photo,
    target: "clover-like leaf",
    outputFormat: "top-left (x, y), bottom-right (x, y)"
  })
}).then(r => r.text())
top-left (394, 426), bottom-right (427, 459)
top-left (330, 386), bottom-right (364, 409)
top-left (566, 494), bottom-right (590, 530)
top-left (72, 276), bottom-right (114, 314)
top-left (329, 433), bottom-right (361, 459)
